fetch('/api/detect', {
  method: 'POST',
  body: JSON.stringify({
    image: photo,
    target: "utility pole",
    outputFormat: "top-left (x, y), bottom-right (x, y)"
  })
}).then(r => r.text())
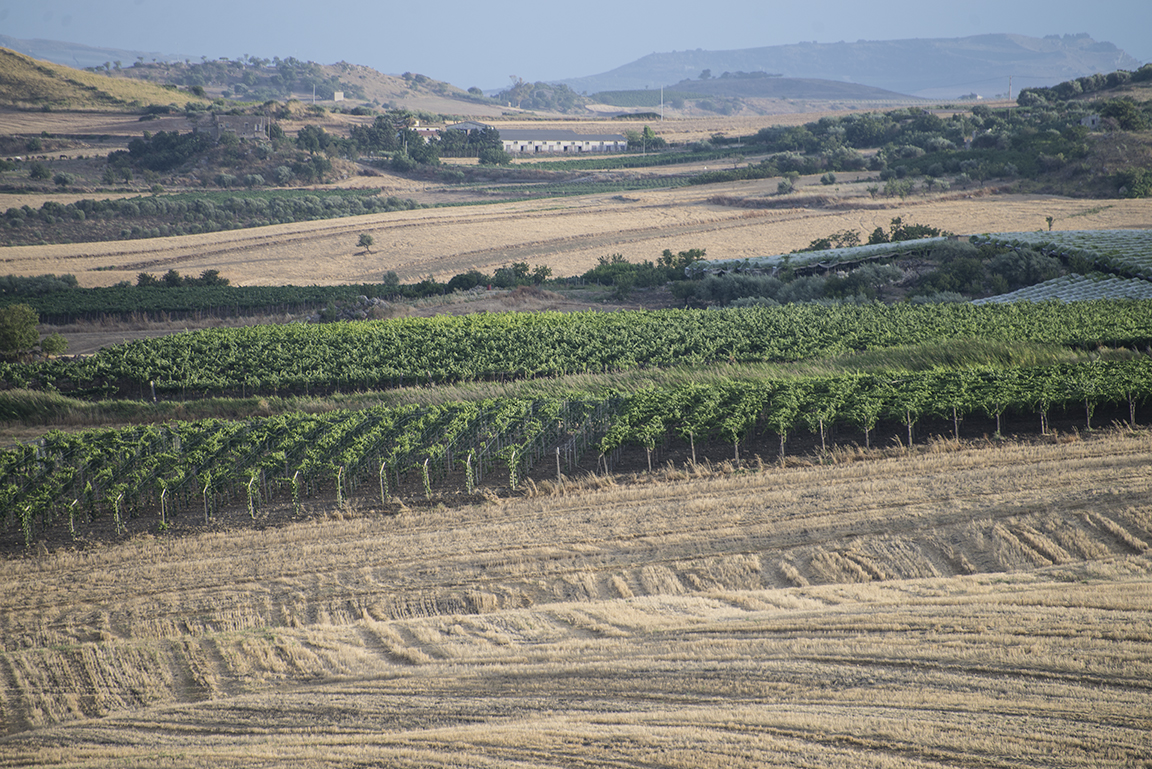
top-left (1008, 75), bottom-right (1012, 102)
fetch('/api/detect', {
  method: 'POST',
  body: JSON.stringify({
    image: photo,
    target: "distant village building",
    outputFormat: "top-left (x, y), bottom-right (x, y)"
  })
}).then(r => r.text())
top-left (333, 91), bottom-right (345, 102)
top-left (1081, 113), bottom-right (1101, 129)
top-left (206, 114), bottom-right (270, 141)
top-left (411, 120), bottom-right (441, 141)
top-left (444, 123), bottom-right (628, 154)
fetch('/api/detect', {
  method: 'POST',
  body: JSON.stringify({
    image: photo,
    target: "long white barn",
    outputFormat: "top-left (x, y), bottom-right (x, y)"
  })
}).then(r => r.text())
top-left (443, 122), bottom-right (628, 154)
top-left (499, 128), bottom-right (628, 154)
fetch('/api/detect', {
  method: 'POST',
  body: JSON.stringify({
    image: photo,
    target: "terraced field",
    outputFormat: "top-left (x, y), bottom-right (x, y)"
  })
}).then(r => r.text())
top-left (2, 429), bottom-right (1150, 768)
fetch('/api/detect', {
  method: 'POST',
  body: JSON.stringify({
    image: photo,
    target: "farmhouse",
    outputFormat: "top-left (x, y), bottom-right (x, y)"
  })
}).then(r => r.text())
top-left (444, 122), bottom-right (628, 154)
top-left (206, 114), bottom-right (270, 141)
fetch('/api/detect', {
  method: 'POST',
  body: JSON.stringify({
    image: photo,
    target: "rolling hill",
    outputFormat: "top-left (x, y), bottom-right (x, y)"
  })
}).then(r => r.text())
top-left (0, 47), bottom-right (210, 110)
top-left (561, 33), bottom-right (1143, 99)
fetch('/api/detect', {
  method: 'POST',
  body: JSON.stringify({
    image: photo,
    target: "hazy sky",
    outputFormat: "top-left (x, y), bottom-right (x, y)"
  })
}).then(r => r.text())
top-left (2, 0), bottom-right (1148, 89)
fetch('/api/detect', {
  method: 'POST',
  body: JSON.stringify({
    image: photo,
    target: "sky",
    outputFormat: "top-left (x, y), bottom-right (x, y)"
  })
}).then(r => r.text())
top-left (1, 0), bottom-right (1149, 90)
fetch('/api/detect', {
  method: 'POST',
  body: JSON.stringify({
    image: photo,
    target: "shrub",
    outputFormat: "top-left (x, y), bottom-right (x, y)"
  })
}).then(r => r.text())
top-left (478, 147), bottom-right (513, 166)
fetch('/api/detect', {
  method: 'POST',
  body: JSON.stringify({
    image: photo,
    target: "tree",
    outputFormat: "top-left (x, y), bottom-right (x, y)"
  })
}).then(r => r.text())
top-left (41, 332), bottom-right (68, 357)
top-left (358, 233), bottom-right (374, 253)
top-left (478, 147), bottom-right (512, 165)
top-left (28, 163), bottom-right (50, 181)
top-left (296, 124), bottom-right (328, 154)
top-left (0, 304), bottom-right (41, 361)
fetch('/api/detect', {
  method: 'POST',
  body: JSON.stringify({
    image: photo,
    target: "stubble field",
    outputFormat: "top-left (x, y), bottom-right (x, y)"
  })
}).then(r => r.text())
top-left (6, 184), bottom-right (1152, 288)
top-left (1, 429), bottom-right (1151, 767)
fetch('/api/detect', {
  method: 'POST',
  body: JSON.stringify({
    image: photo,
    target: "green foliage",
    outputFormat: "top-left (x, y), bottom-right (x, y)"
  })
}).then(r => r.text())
top-left (0, 274), bottom-right (79, 296)
top-left (477, 146), bottom-right (513, 165)
top-left (867, 217), bottom-right (949, 244)
top-left (1115, 168), bottom-right (1152, 198)
top-left (112, 130), bottom-right (214, 172)
top-left (0, 304), bottom-right (40, 360)
top-left (799, 230), bottom-right (860, 252)
top-left (0, 189), bottom-right (423, 247)
top-left (582, 250), bottom-right (704, 289)
top-left (623, 126), bottom-right (667, 152)
top-left (495, 79), bottom-right (588, 112)
top-left (357, 233), bottom-right (374, 252)
top-left (136, 269), bottom-right (230, 288)
top-left (40, 332), bottom-right (67, 356)
top-left (438, 125), bottom-right (501, 158)
top-left (28, 163), bottom-right (50, 180)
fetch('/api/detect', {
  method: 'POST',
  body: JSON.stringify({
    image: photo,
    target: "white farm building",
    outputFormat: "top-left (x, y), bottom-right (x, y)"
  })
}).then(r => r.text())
top-left (499, 129), bottom-right (628, 154)
top-left (444, 122), bottom-right (627, 154)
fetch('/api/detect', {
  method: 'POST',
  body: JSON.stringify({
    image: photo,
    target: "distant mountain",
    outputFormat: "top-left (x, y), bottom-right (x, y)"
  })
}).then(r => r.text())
top-left (0, 35), bottom-right (193, 70)
top-left (665, 76), bottom-right (915, 101)
top-left (559, 34), bottom-right (1143, 99)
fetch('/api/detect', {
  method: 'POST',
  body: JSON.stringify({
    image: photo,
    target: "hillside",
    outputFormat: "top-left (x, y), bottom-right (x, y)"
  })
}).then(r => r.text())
top-left (0, 47), bottom-right (209, 111)
top-left (90, 55), bottom-right (510, 116)
top-left (0, 34), bottom-right (192, 70)
top-left (560, 33), bottom-right (1143, 99)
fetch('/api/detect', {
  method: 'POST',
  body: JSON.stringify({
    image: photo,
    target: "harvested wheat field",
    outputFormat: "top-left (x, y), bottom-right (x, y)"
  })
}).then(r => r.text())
top-left (2, 430), bottom-right (1150, 767)
top-left (7, 185), bottom-right (1152, 287)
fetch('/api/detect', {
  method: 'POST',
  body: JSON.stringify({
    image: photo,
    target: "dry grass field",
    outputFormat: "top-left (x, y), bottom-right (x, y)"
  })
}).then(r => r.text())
top-left (1, 429), bottom-right (1150, 767)
top-left (6, 184), bottom-right (1152, 288)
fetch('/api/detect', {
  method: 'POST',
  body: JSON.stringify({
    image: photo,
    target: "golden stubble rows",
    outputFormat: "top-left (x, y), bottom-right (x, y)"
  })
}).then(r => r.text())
top-left (7, 185), bottom-right (1152, 287)
top-left (0, 431), bottom-right (1150, 767)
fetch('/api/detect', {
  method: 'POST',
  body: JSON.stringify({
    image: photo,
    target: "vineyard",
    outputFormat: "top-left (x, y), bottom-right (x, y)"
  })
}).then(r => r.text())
top-left (473, 176), bottom-right (691, 199)
top-left (975, 273), bottom-right (1152, 304)
top-left (4, 356), bottom-right (1151, 548)
top-left (0, 282), bottom-right (404, 324)
top-left (691, 237), bottom-right (949, 275)
top-left (973, 230), bottom-right (1152, 280)
top-left (5, 302), bottom-right (1152, 399)
top-left (0, 396), bottom-right (619, 547)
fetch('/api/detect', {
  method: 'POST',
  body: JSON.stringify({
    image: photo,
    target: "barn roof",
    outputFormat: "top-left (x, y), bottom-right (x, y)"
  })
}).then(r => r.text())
top-left (499, 129), bottom-right (626, 142)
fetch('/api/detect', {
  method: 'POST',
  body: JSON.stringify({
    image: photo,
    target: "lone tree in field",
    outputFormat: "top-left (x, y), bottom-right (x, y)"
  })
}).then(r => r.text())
top-left (358, 233), bottom-right (374, 253)
top-left (0, 304), bottom-right (65, 361)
